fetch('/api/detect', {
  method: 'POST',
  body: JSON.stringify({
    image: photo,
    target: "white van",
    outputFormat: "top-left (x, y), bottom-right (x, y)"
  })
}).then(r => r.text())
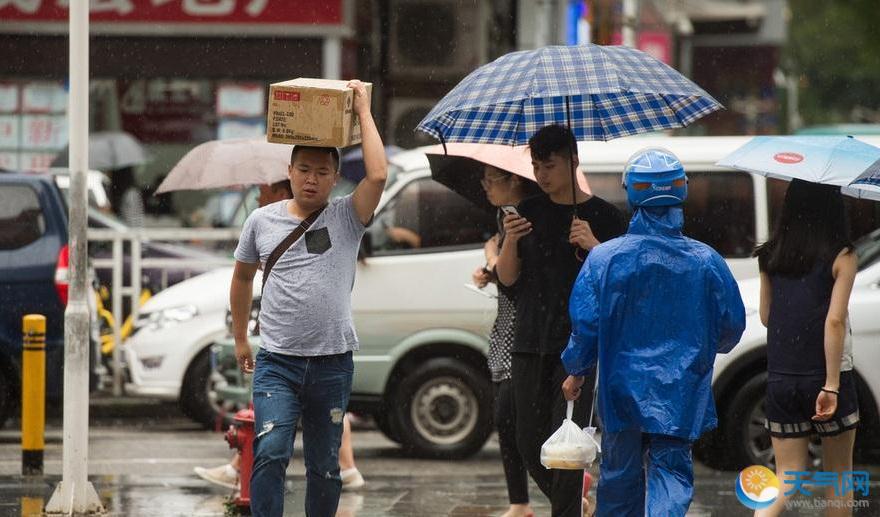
top-left (347, 135), bottom-right (880, 458)
top-left (127, 135), bottom-right (880, 462)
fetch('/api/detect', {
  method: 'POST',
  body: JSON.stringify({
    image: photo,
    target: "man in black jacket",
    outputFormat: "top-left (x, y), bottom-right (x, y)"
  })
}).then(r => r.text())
top-left (496, 125), bottom-right (627, 517)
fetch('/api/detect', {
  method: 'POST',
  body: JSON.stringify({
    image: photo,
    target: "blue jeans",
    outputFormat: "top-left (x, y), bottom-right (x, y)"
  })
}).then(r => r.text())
top-left (250, 348), bottom-right (353, 517)
top-left (597, 431), bottom-right (694, 517)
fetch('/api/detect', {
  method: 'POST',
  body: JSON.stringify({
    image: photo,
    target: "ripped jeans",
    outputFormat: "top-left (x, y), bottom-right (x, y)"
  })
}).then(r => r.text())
top-left (250, 348), bottom-right (353, 517)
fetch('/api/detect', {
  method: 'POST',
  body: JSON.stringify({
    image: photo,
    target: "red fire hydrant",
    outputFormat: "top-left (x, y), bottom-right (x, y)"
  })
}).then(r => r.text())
top-left (225, 407), bottom-right (255, 510)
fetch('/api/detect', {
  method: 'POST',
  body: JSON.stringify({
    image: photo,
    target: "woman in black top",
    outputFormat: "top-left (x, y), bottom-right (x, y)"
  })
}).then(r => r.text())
top-left (472, 164), bottom-right (535, 517)
top-left (754, 179), bottom-right (858, 516)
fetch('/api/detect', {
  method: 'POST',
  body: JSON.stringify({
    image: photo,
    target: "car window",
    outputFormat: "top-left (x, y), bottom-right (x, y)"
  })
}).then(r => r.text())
top-left (233, 187), bottom-right (260, 227)
top-left (0, 184), bottom-right (46, 250)
top-left (683, 171), bottom-right (755, 258)
top-left (583, 171), bottom-right (629, 214)
top-left (367, 177), bottom-right (496, 255)
top-left (585, 170), bottom-right (756, 258)
top-left (332, 177), bottom-right (358, 198)
top-left (203, 191), bottom-right (244, 227)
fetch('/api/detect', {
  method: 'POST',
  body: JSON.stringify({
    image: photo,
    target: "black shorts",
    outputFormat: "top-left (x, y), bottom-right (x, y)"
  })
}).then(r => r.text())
top-left (764, 371), bottom-right (859, 438)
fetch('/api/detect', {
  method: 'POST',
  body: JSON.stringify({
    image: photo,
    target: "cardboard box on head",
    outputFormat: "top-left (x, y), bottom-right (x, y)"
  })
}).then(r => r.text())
top-left (267, 78), bottom-right (373, 148)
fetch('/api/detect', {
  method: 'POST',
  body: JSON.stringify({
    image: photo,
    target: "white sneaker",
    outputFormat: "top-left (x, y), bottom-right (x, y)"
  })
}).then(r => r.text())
top-left (340, 467), bottom-right (365, 491)
top-left (194, 463), bottom-right (239, 490)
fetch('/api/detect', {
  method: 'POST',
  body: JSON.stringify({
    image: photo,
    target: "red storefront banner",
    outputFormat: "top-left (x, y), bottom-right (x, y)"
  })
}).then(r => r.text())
top-left (611, 30), bottom-right (672, 65)
top-left (0, 0), bottom-right (342, 25)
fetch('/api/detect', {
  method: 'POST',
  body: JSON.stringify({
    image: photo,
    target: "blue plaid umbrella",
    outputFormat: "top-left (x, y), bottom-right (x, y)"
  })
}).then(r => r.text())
top-left (417, 44), bottom-right (722, 145)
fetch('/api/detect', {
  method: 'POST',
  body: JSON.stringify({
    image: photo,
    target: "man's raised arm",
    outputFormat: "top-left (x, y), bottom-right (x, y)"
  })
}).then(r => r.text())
top-left (349, 80), bottom-right (387, 225)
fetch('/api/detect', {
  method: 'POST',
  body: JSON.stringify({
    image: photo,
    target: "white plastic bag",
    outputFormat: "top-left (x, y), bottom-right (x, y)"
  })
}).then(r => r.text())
top-left (541, 401), bottom-right (600, 470)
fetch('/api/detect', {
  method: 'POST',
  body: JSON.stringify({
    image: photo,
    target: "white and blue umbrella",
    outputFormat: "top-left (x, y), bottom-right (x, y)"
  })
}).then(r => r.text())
top-left (716, 136), bottom-right (880, 201)
top-left (843, 159), bottom-right (880, 202)
top-left (416, 44), bottom-right (723, 145)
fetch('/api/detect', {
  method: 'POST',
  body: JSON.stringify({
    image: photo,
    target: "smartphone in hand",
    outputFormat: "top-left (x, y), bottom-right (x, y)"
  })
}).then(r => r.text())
top-left (500, 205), bottom-right (520, 217)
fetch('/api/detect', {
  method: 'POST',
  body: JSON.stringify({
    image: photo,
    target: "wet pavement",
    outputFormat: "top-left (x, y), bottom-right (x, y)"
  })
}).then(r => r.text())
top-left (1, 466), bottom-right (879, 516)
top-left (0, 399), bottom-right (877, 515)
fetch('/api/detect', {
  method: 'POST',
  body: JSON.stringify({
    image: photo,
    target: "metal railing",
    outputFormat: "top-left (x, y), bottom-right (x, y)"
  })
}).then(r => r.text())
top-left (87, 227), bottom-right (240, 396)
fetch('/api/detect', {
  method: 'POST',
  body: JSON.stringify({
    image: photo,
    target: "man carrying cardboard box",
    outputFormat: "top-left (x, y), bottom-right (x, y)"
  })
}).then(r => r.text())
top-left (229, 80), bottom-right (386, 517)
top-left (267, 78), bottom-right (373, 148)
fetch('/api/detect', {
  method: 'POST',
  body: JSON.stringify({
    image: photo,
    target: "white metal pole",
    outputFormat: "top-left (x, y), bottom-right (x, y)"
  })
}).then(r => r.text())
top-left (47, 1), bottom-right (103, 512)
top-left (322, 36), bottom-right (342, 80)
top-left (111, 237), bottom-right (123, 396)
top-left (131, 237), bottom-right (142, 324)
top-left (622, 0), bottom-right (638, 48)
top-left (536, 0), bottom-right (552, 47)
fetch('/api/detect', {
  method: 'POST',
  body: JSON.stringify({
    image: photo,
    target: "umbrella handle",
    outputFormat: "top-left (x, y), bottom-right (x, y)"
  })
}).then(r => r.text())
top-left (565, 96), bottom-right (577, 218)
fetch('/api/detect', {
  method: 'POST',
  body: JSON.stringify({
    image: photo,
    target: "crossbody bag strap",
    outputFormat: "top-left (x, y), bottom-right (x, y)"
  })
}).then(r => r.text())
top-left (261, 204), bottom-right (326, 292)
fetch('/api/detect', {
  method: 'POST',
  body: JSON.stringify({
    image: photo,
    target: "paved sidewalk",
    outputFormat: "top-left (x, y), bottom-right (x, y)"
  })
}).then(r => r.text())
top-left (0, 399), bottom-right (877, 516)
top-left (2, 467), bottom-right (877, 516)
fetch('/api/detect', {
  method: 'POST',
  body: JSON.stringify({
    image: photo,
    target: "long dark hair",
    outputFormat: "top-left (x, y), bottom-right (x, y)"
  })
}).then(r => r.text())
top-left (754, 179), bottom-right (852, 277)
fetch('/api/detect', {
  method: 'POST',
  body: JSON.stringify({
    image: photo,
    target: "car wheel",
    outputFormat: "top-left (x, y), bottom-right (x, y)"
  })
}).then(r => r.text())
top-left (373, 411), bottom-right (401, 444)
top-left (723, 372), bottom-right (821, 470)
top-left (390, 357), bottom-right (492, 459)
top-left (180, 348), bottom-right (234, 429)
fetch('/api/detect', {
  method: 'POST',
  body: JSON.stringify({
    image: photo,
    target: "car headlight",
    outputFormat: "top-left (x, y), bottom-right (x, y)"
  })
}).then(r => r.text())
top-left (137, 305), bottom-right (199, 331)
top-left (225, 296), bottom-right (261, 336)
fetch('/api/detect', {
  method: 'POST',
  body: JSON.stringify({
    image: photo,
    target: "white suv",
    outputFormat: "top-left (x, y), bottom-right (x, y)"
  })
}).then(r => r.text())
top-left (696, 228), bottom-right (880, 469)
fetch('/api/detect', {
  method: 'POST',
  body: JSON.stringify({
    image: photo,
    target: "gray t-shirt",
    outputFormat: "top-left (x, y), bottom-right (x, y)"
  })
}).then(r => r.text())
top-left (234, 195), bottom-right (366, 356)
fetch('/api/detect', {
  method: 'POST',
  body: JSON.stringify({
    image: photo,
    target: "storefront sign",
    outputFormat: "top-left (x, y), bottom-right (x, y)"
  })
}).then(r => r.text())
top-left (19, 151), bottom-right (57, 171)
top-left (611, 30), bottom-right (672, 64)
top-left (21, 114), bottom-right (67, 150)
top-left (0, 115), bottom-right (20, 147)
top-left (0, 0), bottom-right (344, 34)
top-left (0, 83), bottom-right (19, 113)
top-left (216, 82), bottom-right (264, 118)
top-left (21, 81), bottom-right (67, 113)
top-left (119, 78), bottom-right (216, 143)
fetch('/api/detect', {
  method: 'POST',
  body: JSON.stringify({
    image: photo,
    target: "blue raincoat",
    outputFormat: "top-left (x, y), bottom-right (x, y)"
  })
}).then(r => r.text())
top-left (562, 206), bottom-right (745, 440)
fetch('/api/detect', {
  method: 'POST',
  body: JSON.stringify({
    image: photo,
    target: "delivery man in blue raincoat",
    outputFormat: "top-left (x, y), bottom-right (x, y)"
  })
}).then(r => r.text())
top-left (560, 148), bottom-right (746, 517)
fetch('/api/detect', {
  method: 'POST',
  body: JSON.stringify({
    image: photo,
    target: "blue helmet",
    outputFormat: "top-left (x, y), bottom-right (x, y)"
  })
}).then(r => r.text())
top-left (622, 147), bottom-right (687, 207)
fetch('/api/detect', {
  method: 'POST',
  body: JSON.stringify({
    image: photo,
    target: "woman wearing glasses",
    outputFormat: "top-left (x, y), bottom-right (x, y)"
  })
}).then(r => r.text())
top-left (472, 165), bottom-right (536, 517)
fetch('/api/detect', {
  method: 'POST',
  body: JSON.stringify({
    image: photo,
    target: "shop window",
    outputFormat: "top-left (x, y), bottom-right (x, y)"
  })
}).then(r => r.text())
top-left (0, 81), bottom-right (67, 171)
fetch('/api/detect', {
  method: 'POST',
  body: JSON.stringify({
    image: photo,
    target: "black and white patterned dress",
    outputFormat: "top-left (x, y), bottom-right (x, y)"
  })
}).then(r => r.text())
top-left (488, 283), bottom-right (516, 382)
top-left (487, 213), bottom-right (517, 382)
